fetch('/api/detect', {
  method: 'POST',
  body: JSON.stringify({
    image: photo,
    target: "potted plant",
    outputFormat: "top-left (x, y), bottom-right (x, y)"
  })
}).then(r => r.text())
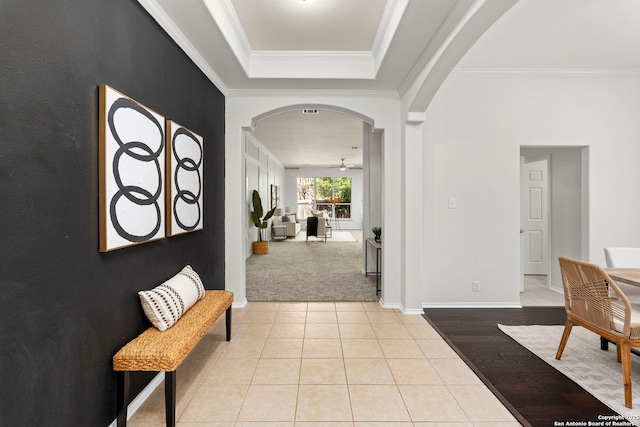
top-left (250, 189), bottom-right (277, 254)
top-left (372, 226), bottom-right (381, 243)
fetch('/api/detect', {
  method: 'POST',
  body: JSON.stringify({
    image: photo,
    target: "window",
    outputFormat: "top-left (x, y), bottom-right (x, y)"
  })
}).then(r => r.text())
top-left (297, 177), bottom-right (352, 220)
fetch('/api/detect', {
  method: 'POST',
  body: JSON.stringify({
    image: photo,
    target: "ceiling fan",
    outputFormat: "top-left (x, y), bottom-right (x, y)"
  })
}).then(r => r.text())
top-left (331, 158), bottom-right (355, 170)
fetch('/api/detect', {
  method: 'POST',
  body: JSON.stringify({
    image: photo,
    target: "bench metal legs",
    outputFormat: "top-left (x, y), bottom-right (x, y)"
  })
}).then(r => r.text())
top-left (226, 306), bottom-right (232, 341)
top-left (165, 371), bottom-right (176, 427)
top-left (115, 371), bottom-right (176, 427)
top-left (116, 371), bottom-right (130, 426)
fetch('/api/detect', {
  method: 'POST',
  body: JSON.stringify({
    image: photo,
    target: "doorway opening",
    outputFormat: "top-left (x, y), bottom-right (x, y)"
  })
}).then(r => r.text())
top-left (519, 146), bottom-right (588, 306)
top-left (243, 105), bottom-right (383, 302)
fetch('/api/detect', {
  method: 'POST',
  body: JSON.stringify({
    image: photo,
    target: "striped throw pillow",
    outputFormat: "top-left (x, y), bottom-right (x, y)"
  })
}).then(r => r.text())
top-left (138, 265), bottom-right (206, 331)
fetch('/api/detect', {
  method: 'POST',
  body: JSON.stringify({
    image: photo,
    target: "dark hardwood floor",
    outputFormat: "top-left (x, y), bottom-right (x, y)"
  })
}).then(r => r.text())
top-left (423, 307), bottom-right (622, 427)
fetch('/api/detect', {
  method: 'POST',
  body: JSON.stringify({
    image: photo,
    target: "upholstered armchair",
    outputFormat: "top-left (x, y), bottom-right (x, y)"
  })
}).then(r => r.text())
top-left (272, 212), bottom-right (300, 237)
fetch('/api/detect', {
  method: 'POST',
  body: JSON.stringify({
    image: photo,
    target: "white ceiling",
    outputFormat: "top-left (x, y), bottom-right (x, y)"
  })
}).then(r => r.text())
top-left (251, 109), bottom-right (366, 169)
top-left (230, 0), bottom-right (387, 51)
top-left (140, 0), bottom-right (640, 168)
top-left (142, 0), bottom-right (458, 90)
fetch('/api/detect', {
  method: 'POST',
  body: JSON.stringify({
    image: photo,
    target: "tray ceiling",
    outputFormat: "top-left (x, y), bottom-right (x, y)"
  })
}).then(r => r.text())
top-left (139, 0), bottom-right (640, 168)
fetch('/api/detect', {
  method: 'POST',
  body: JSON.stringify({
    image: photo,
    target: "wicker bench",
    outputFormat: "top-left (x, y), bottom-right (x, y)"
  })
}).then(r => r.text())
top-left (113, 290), bottom-right (234, 427)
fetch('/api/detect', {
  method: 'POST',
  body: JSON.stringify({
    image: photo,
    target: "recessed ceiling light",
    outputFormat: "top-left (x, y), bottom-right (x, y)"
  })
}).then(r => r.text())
top-left (295, 0), bottom-right (314, 4)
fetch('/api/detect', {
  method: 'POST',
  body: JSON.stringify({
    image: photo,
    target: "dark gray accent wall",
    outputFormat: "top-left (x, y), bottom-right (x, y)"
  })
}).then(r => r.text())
top-left (0, 1), bottom-right (225, 425)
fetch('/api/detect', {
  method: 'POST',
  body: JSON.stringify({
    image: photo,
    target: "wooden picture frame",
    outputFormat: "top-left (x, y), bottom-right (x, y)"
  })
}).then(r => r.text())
top-left (271, 184), bottom-right (279, 210)
top-left (99, 85), bottom-right (165, 252)
top-left (165, 120), bottom-right (204, 236)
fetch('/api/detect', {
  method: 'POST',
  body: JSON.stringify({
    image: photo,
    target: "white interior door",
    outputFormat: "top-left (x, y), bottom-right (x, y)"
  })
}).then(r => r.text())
top-left (520, 157), bottom-right (549, 275)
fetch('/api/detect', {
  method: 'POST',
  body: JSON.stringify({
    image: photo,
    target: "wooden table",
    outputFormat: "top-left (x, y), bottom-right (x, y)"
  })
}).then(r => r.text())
top-left (605, 268), bottom-right (640, 287)
top-left (365, 238), bottom-right (381, 295)
top-left (601, 268), bottom-right (640, 352)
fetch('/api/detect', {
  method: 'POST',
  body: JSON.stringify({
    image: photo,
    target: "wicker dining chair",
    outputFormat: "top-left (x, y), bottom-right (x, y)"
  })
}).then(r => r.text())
top-left (556, 256), bottom-right (640, 408)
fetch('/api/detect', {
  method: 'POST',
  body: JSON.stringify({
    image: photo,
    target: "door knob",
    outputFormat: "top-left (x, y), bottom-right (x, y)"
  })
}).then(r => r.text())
top-left (519, 228), bottom-right (525, 234)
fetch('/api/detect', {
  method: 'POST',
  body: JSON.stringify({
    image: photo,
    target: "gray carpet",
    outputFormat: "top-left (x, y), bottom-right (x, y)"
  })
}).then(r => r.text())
top-left (246, 230), bottom-right (379, 301)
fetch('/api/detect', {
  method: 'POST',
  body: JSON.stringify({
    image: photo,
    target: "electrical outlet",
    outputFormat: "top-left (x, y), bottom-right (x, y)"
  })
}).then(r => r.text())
top-left (472, 281), bottom-right (480, 292)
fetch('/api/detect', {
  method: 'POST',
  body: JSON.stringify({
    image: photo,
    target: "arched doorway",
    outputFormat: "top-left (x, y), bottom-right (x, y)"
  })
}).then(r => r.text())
top-left (242, 105), bottom-right (382, 302)
top-left (225, 98), bottom-right (401, 307)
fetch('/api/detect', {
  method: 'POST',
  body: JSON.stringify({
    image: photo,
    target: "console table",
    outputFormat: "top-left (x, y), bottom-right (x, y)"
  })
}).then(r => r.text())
top-left (365, 238), bottom-right (381, 295)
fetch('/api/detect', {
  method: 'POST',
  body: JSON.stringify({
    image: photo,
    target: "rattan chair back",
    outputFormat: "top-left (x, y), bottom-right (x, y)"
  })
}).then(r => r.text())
top-left (557, 256), bottom-right (640, 408)
top-left (559, 256), bottom-right (634, 338)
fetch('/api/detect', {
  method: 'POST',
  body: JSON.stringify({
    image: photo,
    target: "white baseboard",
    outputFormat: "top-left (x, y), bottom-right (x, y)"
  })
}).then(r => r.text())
top-left (400, 307), bottom-right (425, 315)
top-left (379, 299), bottom-right (400, 310)
top-left (108, 372), bottom-right (163, 427)
top-left (233, 298), bottom-right (248, 308)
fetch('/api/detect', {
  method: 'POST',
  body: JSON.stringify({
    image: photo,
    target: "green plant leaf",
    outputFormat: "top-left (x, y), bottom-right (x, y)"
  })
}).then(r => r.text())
top-left (250, 190), bottom-right (275, 241)
top-left (252, 190), bottom-right (263, 219)
top-left (250, 212), bottom-right (261, 227)
top-left (263, 206), bottom-right (277, 221)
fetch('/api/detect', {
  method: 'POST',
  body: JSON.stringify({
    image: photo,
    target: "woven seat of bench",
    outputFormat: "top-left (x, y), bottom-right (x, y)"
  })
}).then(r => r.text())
top-left (113, 290), bottom-right (233, 372)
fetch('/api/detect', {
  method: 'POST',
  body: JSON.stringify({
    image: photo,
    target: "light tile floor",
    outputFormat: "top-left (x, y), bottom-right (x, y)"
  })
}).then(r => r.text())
top-left (520, 275), bottom-right (565, 307)
top-left (128, 301), bottom-right (521, 427)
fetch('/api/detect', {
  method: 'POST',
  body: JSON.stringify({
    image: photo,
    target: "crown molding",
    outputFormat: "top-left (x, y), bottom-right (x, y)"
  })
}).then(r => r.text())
top-left (202, 0), bottom-right (252, 71)
top-left (451, 68), bottom-right (640, 76)
top-left (371, 0), bottom-right (410, 75)
top-left (251, 51), bottom-right (373, 60)
top-left (225, 88), bottom-right (400, 99)
top-left (398, 0), bottom-right (484, 98)
top-left (249, 51), bottom-right (376, 79)
top-left (202, 0), bottom-right (403, 80)
top-left (137, 0), bottom-right (229, 95)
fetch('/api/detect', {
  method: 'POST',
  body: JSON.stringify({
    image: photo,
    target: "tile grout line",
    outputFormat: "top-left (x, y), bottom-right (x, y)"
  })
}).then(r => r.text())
top-left (163, 302), bottom-right (520, 425)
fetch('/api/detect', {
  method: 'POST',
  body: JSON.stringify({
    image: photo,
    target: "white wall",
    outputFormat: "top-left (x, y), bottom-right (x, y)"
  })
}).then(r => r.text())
top-left (423, 71), bottom-right (640, 306)
top-left (229, 73), bottom-right (640, 309)
top-left (284, 167), bottom-right (364, 230)
top-left (245, 133), bottom-right (285, 258)
top-left (363, 125), bottom-right (383, 276)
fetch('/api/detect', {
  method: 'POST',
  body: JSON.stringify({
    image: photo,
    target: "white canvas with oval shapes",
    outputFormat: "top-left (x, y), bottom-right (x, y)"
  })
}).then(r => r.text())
top-left (99, 85), bottom-right (165, 252)
top-left (166, 120), bottom-right (204, 236)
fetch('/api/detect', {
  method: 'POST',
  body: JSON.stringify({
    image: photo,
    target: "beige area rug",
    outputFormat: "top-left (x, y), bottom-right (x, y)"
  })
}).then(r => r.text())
top-left (286, 230), bottom-right (356, 242)
top-left (499, 324), bottom-right (640, 424)
top-left (246, 230), bottom-right (378, 301)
